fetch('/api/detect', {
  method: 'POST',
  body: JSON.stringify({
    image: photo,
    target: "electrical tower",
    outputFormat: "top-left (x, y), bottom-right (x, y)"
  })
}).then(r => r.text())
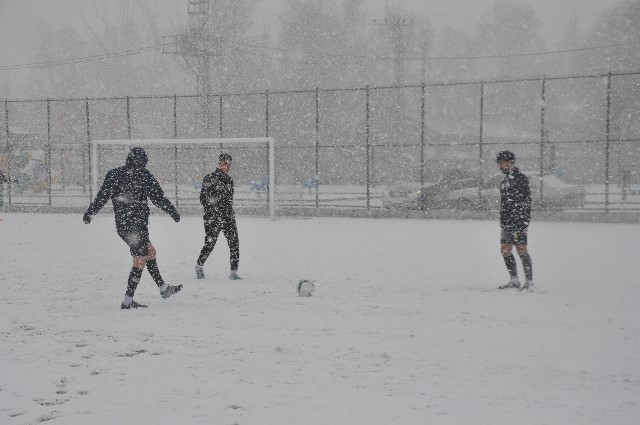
top-left (374, 7), bottom-right (414, 140)
top-left (375, 16), bottom-right (413, 89)
top-left (163, 0), bottom-right (221, 137)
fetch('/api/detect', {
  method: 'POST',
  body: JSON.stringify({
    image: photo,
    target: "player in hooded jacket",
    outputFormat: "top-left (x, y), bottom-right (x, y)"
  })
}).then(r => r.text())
top-left (83, 147), bottom-right (182, 309)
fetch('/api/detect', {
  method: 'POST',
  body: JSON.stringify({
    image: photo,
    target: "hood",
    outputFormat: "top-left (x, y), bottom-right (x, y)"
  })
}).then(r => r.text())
top-left (126, 147), bottom-right (148, 168)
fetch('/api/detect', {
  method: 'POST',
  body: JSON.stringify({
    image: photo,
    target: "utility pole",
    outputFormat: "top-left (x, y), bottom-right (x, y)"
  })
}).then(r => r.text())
top-left (163, 0), bottom-right (221, 137)
top-left (374, 13), bottom-right (413, 90)
top-left (374, 7), bottom-right (414, 140)
top-left (421, 39), bottom-right (427, 84)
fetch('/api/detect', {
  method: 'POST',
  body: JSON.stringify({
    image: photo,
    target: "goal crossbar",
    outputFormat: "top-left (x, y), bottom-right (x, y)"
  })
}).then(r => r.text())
top-left (91, 138), bottom-right (276, 217)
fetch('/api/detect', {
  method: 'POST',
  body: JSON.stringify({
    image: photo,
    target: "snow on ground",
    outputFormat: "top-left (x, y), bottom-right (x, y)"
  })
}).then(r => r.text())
top-left (0, 212), bottom-right (639, 424)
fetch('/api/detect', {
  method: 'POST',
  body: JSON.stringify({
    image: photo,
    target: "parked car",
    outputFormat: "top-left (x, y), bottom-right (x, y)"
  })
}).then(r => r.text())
top-left (382, 169), bottom-right (488, 210)
top-left (447, 171), bottom-right (586, 210)
top-left (381, 181), bottom-right (429, 209)
top-left (382, 170), bottom-right (585, 210)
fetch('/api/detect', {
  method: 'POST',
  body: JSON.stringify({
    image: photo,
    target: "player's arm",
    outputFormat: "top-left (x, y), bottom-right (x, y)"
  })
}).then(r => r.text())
top-left (520, 175), bottom-right (531, 205)
top-left (516, 174), bottom-right (531, 224)
top-left (147, 173), bottom-right (180, 222)
top-left (199, 174), bottom-right (212, 207)
top-left (523, 176), bottom-right (531, 222)
top-left (83, 170), bottom-right (115, 223)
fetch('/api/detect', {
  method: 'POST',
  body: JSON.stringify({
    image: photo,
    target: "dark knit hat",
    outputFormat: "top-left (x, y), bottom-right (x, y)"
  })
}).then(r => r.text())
top-left (496, 150), bottom-right (515, 163)
top-left (219, 153), bottom-right (232, 162)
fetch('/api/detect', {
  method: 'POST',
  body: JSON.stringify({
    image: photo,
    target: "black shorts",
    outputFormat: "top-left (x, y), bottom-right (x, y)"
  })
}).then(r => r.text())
top-left (117, 227), bottom-right (150, 256)
top-left (501, 226), bottom-right (528, 245)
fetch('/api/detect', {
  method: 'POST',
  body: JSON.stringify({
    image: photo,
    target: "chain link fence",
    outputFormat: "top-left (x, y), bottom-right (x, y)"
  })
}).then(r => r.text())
top-left (1, 71), bottom-right (639, 214)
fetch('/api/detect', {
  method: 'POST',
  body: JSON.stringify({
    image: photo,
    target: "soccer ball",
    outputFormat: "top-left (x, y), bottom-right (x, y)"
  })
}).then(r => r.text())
top-left (297, 280), bottom-right (315, 297)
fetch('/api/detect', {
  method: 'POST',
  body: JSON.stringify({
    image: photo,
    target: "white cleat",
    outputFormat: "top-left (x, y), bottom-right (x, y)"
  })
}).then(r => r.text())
top-left (195, 264), bottom-right (205, 279)
top-left (519, 280), bottom-right (534, 292)
top-left (498, 278), bottom-right (520, 290)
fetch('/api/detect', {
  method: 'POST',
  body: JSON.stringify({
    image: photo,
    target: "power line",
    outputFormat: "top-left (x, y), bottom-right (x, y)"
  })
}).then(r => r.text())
top-left (407, 40), bottom-right (640, 62)
top-left (1, 38), bottom-right (638, 72)
top-left (0, 44), bottom-right (161, 71)
top-left (227, 38), bottom-right (640, 63)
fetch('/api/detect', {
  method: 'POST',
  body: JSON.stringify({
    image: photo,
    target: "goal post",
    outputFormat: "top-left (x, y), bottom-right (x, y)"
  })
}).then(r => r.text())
top-left (91, 138), bottom-right (276, 217)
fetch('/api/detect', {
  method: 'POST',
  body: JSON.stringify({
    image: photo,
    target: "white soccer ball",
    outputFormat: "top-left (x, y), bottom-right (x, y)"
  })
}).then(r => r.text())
top-left (297, 280), bottom-right (315, 297)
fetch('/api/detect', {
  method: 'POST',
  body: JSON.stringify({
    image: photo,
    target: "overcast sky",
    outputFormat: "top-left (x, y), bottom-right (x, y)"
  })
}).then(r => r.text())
top-left (0, 0), bottom-right (616, 68)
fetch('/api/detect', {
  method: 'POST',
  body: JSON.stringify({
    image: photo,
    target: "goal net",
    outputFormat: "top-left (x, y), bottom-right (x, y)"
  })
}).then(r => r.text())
top-left (91, 138), bottom-right (275, 217)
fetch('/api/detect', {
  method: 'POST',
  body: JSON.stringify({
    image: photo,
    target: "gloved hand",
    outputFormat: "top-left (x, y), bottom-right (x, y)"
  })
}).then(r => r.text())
top-left (83, 213), bottom-right (92, 224)
top-left (170, 211), bottom-right (181, 222)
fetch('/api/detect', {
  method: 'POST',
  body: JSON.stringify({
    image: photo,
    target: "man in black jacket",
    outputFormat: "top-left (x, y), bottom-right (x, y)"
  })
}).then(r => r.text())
top-left (496, 150), bottom-right (534, 291)
top-left (83, 147), bottom-right (182, 309)
top-left (195, 153), bottom-right (241, 280)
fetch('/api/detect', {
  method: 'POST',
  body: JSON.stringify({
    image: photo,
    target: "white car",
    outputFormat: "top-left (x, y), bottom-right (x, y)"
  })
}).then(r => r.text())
top-left (447, 171), bottom-right (586, 210)
top-left (381, 182), bottom-right (432, 209)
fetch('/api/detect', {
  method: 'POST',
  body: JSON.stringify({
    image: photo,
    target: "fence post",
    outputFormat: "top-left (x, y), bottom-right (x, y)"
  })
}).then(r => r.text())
top-left (265, 89), bottom-right (269, 137)
top-left (265, 89), bottom-right (271, 212)
top-left (478, 82), bottom-right (485, 202)
top-left (604, 72), bottom-right (612, 213)
top-left (174, 94), bottom-right (179, 208)
top-left (85, 97), bottom-right (90, 198)
top-left (420, 82), bottom-right (426, 211)
top-left (219, 95), bottom-right (223, 138)
top-left (46, 99), bottom-right (52, 206)
top-left (126, 96), bottom-right (131, 140)
top-left (365, 85), bottom-right (371, 209)
top-left (315, 87), bottom-right (320, 208)
top-left (539, 78), bottom-right (547, 208)
top-left (4, 100), bottom-right (10, 205)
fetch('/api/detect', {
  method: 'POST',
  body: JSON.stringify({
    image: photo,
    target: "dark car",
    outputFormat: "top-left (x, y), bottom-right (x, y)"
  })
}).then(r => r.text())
top-left (382, 169), bottom-right (491, 210)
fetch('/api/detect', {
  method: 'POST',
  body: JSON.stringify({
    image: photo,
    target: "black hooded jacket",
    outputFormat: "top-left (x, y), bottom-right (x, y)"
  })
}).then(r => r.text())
top-left (84, 147), bottom-right (179, 229)
top-left (499, 167), bottom-right (531, 228)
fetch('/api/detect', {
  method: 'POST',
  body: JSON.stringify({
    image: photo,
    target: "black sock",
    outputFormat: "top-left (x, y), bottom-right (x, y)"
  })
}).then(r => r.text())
top-left (146, 259), bottom-right (164, 287)
top-left (503, 255), bottom-right (518, 279)
top-left (519, 253), bottom-right (533, 281)
top-left (126, 267), bottom-right (143, 298)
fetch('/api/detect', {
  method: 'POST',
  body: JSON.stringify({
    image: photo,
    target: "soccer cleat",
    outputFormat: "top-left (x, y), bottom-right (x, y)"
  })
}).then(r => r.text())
top-left (195, 264), bottom-right (205, 279)
top-left (498, 279), bottom-right (520, 290)
top-left (519, 280), bottom-right (534, 292)
top-left (229, 270), bottom-right (241, 280)
top-left (161, 285), bottom-right (183, 299)
top-left (121, 300), bottom-right (147, 309)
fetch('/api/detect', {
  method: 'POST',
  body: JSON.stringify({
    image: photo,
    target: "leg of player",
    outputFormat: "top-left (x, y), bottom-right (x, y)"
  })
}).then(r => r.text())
top-left (196, 219), bottom-right (222, 279)
top-left (499, 242), bottom-right (520, 289)
top-left (223, 218), bottom-right (241, 280)
top-left (122, 242), bottom-right (181, 309)
top-left (142, 242), bottom-right (182, 299)
top-left (121, 230), bottom-right (148, 309)
top-left (121, 262), bottom-right (145, 309)
top-left (516, 244), bottom-right (533, 291)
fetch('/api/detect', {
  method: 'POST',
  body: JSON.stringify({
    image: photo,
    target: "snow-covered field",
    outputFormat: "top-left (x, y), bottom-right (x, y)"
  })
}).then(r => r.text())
top-left (1, 212), bottom-right (639, 424)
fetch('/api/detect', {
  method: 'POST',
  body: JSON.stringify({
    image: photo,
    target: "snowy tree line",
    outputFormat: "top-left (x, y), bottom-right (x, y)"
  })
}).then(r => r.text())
top-left (1, 0), bottom-right (639, 99)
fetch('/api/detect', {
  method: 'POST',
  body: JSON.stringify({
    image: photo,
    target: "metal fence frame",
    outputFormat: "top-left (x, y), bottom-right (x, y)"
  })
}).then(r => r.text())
top-left (1, 70), bottom-right (639, 212)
